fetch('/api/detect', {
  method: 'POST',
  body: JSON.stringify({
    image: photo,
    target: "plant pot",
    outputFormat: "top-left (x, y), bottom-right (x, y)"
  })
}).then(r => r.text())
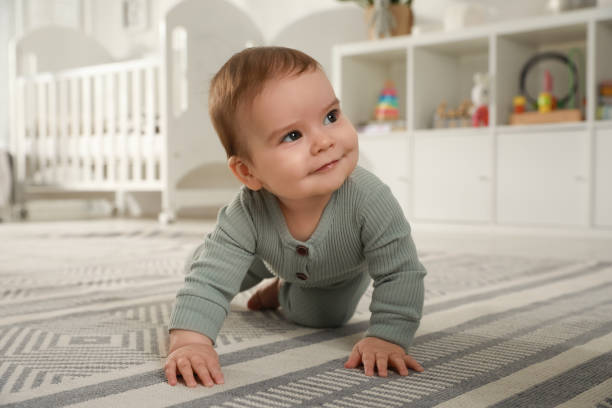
top-left (365, 4), bottom-right (413, 39)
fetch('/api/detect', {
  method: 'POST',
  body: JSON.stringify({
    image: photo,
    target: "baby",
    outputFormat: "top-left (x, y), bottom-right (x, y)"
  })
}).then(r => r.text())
top-left (165, 46), bottom-right (426, 388)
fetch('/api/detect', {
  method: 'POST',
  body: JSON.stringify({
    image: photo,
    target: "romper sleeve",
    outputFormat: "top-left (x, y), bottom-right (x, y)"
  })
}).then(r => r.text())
top-left (360, 183), bottom-right (426, 352)
top-left (168, 188), bottom-right (258, 344)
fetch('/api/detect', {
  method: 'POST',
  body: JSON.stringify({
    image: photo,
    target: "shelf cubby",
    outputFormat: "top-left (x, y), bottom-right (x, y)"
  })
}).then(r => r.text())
top-left (413, 36), bottom-right (489, 130)
top-left (496, 23), bottom-right (588, 127)
top-left (338, 46), bottom-right (408, 130)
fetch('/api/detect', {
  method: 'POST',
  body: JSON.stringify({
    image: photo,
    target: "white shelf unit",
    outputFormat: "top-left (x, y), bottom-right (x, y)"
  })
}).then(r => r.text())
top-left (333, 7), bottom-right (612, 233)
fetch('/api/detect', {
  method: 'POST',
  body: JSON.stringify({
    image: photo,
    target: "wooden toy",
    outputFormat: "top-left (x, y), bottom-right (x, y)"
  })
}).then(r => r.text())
top-left (433, 99), bottom-right (472, 128)
top-left (510, 51), bottom-right (582, 125)
top-left (513, 95), bottom-right (526, 113)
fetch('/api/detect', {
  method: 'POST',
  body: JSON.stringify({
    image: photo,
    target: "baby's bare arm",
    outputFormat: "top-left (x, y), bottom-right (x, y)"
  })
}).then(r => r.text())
top-left (344, 337), bottom-right (424, 377)
top-left (165, 329), bottom-right (224, 387)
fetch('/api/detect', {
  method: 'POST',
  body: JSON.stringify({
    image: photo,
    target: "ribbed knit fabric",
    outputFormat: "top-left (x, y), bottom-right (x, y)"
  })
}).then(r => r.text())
top-left (169, 166), bottom-right (426, 351)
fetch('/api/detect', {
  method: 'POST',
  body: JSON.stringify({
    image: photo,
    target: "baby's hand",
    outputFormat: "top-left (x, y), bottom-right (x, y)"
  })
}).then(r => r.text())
top-left (344, 337), bottom-right (424, 377)
top-left (165, 329), bottom-right (224, 388)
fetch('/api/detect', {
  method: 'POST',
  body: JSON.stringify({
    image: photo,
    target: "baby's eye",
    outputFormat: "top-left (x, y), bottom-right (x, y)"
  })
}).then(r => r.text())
top-left (282, 130), bottom-right (302, 143)
top-left (323, 109), bottom-right (339, 125)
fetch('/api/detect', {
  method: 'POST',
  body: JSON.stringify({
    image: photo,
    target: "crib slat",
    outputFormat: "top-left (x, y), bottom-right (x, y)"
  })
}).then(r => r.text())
top-left (94, 74), bottom-right (104, 183)
top-left (106, 72), bottom-right (116, 185)
top-left (36, 80), bottom-right (47, 184)
top-left (48, 79), bottom-right (58, 183)
top-left (70, 77), bottom-right (80, 182)
top-left (118, 70), bottom-right (129, 185)
top-left (145, 66), bottom-right (156, 183)
top-left (58, 78), bottom-right (69, 181)
top-left (82, 75), bottom-right (92, 182)
top-left (15, 80), bottom-right (26, 183)
top-left (132, 68), bottom-right (143, 182)
top-left (24, 79), bottom-right (37, 182)
top-left (155, 65), bottom-right (161, 182)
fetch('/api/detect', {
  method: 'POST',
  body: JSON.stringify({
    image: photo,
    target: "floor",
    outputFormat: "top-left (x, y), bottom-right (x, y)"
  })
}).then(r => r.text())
top-left (4, 217), bottom-right (612, 407)
top-left (3, 217), bottom-right (611, 261)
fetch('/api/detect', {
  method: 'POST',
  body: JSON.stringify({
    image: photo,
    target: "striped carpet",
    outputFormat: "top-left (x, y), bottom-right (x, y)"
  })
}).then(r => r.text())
top-left (1, 221), bottom-right (611, 407)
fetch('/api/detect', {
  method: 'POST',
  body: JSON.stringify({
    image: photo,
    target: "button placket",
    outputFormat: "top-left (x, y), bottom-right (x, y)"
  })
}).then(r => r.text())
top-left (294, 245), bottom-right (310, 280)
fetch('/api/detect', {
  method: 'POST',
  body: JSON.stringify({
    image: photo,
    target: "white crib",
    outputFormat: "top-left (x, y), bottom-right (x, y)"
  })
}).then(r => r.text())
top-left (8, 0), bottom-right (367, 223)
top-left (13, 58), bottom-right (163, 194)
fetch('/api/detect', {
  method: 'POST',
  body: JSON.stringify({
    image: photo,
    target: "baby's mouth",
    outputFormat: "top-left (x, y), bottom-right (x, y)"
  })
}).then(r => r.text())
top-left (313, 159), bottom-right (340, 173)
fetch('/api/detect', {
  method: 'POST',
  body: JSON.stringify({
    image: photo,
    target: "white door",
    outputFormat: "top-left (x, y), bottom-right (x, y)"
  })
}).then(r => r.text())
top-left (413, 132), bottom-right (492, 222)
top-left (358, 133), bottom-right (410, 215)
top-left (595, 129), bottom-right (612, 227)
top-left (497, 130), bottom-right (589, 226)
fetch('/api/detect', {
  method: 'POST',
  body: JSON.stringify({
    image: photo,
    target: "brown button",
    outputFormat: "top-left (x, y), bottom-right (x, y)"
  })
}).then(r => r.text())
top-left (296, 245), bottom-right (309, 256)
top-left (296, 272), bottom-right (308, 280)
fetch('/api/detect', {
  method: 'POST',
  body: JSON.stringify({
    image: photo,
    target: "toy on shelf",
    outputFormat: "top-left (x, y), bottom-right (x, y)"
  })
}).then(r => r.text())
top-left (510, 51), bottom-right (582, 125)
top-left (374, 80), bottom-right (400, 121)
top-left (433, 99), bottom-right (473, 128)
top-left (596, 80), bottom-right (612, 120)
top-left (537, 69), bottom-right (557, 112)
top-left (471, 72), bottom-right (489, 127)
top-left (356, 80), bottom-right (405, 134)
top-left (513, 95), bottom-right (526, 113)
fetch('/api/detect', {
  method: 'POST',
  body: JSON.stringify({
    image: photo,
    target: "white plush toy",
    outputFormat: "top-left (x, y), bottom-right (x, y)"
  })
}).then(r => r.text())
top-left (471, 72), bottom-right (490, 127)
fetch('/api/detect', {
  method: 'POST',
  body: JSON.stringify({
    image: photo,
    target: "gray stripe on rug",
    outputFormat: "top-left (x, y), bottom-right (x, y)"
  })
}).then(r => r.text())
top-left (425, 261), bottom-right (610, 314)
top-left (490, 351), bottom-right (612, 408)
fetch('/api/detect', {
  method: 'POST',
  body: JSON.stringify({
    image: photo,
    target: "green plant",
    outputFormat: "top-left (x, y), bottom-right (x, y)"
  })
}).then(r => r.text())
top-left (339, 0), bottom-right (413, 7)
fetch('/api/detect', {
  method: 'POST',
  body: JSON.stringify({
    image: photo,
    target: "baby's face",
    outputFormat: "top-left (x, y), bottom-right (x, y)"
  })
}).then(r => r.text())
top-left (238, 69), bottom-right (359, 202)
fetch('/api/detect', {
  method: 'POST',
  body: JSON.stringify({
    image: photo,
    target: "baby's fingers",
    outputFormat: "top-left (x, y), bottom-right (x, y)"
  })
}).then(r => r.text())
top-left (176, 357), bottom-right (197, 387)
top-left (208, 362), bottom-right (225, 385)
top-left (362, 351), bottom-right (376, 376)
top-left (191, 357), bottom-right (215, 387)
top-left (376, 353), bottom-right (389, 377)
top-left (344, 347), bottom-right (361, 369)
top-left (404, 355), bottom-right (424, 372)
top-left (389, 354), bottom-right (409, 376)
top-left (164, 358), bottom-right (178, 386)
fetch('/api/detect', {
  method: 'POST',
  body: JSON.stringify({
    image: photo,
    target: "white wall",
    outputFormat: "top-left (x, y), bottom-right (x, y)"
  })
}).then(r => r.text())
top-left (87, 0), bottom-right (166, 60)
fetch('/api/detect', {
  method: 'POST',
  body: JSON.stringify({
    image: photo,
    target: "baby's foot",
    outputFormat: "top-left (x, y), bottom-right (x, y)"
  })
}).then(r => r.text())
top-left (247, 278), bottom-right (281, 310)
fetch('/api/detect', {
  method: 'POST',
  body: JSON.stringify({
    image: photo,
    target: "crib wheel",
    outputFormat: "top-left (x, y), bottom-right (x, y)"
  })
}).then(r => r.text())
top-left (158, 211), bottom-right (175, 225)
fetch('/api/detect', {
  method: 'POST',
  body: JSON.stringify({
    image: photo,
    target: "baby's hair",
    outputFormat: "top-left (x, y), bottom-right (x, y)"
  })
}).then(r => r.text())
top-left (209, 46), bottom-right (321, 159)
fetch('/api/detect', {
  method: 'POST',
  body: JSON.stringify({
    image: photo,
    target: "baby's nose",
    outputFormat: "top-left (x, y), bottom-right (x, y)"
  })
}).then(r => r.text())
top-left (311, 131), bottom-right (334, 154)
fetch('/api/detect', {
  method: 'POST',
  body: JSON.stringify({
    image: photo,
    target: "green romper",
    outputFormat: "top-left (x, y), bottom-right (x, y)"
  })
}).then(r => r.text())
top-left (169, 166), bottom-right (426, 351)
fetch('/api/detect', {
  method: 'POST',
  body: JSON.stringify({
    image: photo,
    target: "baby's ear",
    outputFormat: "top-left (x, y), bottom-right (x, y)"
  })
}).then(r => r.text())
top-left (228, 156), bottom-right (263, 191)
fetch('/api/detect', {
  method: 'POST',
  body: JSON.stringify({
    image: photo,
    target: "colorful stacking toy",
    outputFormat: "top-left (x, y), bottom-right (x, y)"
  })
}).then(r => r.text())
top-left (374, 81), bottom-right (400, 121)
